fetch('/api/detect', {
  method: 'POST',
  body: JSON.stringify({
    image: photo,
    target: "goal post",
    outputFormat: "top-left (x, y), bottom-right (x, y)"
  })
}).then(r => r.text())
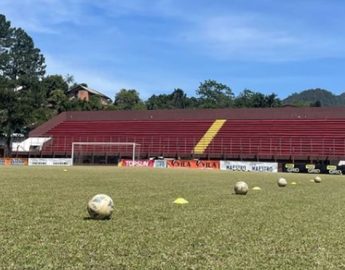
top-left (71, 142), bottom-right (140, 165)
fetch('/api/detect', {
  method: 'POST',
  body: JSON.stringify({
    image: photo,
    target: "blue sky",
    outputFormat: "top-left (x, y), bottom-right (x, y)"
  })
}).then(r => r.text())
top-left (1, 0), bottom-right (345, 100)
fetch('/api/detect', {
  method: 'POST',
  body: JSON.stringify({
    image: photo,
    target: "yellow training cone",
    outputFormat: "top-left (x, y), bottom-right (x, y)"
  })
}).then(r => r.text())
top-left (63, 169), bottom-right (68, 172)
top-left (252, 186), bottom-right (261, 191)
top-left (173, 198), bottom-right (189, 204)
top-left (291, 182), bottom-right (297, 185)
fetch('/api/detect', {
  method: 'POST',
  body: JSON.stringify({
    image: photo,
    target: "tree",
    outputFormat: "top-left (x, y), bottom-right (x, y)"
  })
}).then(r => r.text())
top-left (0, 14), bottom-right (46, 154)
top-left (42, 75), bottom-right (70, 113)
top-left (170, 88), bottom-right (189, 109)
top-left (234, 89), bottom-right (281, 108)
top-left (0, 86), bottom-right (30, 155)
top-left (265, 93), bottom-right (281, 107)
top-left (196, 80), bottom-right (234, 108)
top-left (310, 100), bottom-right (322, 107)
top-left (234, 89), bottom-right (256, 108)
top-left (146, 88), bottom-right (191, 110)
top-left (41, 75), bottom-right (68, 96)
top-left (114, 89), bottom-right (145, 110)
top-left (0, 15), bottom-right (45, 87)
top-left (146, 94), bottom-right (170, 110)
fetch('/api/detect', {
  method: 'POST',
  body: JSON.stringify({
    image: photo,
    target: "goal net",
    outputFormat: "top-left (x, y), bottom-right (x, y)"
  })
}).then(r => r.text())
top-left (71, 142), bottom-right (140, 165)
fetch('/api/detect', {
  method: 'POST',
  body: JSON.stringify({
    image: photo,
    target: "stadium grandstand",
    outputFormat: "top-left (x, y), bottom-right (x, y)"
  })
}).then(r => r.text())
top-left (12, 107), bottom-right (345, 167)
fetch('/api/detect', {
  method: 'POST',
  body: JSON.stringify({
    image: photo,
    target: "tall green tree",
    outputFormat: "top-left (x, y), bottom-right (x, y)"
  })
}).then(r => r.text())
top-left (0, 16), bottom-right (45, 87)
top-left (0, 14), bottom-right (46, 155)
top-left (196, 80), bottom-right (234, 108)
top-left (42, 75), bottom-right (68, 95)
top-left (146, 94), bottom-right (170, 110)
top-left (114, 89), bottom-right (145, 110)
top-left (146, 88), bottom-right (191, 110)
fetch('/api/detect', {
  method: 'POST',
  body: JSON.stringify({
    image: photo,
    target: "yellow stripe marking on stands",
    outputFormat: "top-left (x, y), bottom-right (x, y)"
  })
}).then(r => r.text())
top-left (193, 119), bottom-right (226, 154)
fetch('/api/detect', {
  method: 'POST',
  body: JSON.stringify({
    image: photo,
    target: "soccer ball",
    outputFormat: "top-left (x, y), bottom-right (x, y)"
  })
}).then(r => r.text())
top-left (234, 181), bottom-right (249, 195)
top-left (87, 194), bottom-right (114, 220)
top-left (277, 177), bottom-right (287, 187)
top-left (314, 176), bottom-right (322, 183)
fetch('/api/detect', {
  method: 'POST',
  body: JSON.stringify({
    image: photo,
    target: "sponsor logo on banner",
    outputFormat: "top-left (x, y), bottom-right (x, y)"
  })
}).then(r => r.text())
top-left (305, 164), bottom-right (320, 174)
top-left (167, 160), bottom-right (220, 169)
top-left (327, 165), bottom-right (342, 175)
top-left (284, 163), bottom-right (299, 173)
top-left (308, 168), bottom-right (320, 173)
top-left (0, 158), bottom-right (28, 166)
top-left (28, 158), bottom-right (72, 166)
top-left (154, 160), bottom-right (167, 168)
top-left (11, 158), bottom-right (27, 166)
top-left (119, 160), bottom-right (154, 167)
top-left (220, 161), bottom-right (278, 173)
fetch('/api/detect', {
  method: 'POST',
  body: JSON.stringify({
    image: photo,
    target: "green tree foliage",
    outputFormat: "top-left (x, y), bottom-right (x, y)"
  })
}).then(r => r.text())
top-left (196, 80), bottom-right (234, 108)
top-left (114, 89), bottom-right (145, 110)
top-left (42, 75), bottom-right (68, 95)
top-left (0, 86), bottom-right (30, 154)
top-left (146, 94), bottom-right (170, 110)
top-left (0, 16), bottom-right (45, 87)
top-left (0, 14), bottom-right (46, 154)
top-left (234, 89), bottom-right (281, 108)
top-left (146, 88), bottom-right (192, 110)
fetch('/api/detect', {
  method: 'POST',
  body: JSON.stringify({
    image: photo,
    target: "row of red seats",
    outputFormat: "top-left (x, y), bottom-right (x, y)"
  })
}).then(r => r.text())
top-left (39, 119), bottom-right (345, 160)
top-left (41, 120), bottom-right (212, 156)
top-left (207, 119), bottom-right (345, 159)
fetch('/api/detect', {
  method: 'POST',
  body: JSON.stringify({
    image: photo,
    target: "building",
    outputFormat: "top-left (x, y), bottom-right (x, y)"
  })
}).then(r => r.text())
top-left (67, 84), bottom-right (112, 105)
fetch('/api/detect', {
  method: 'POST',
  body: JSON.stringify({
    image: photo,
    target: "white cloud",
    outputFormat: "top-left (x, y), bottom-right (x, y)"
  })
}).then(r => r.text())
top-left (180, 14), bottom-right (344, 61)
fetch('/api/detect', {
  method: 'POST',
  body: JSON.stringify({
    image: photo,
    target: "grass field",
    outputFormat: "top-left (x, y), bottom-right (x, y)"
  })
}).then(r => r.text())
top-left (1, 167), bottom-right (345, 269)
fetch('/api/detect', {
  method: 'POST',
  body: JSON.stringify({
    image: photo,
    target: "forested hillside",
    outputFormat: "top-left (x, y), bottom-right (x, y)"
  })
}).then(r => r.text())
top-left (283, 89), bottom-right (345, 107)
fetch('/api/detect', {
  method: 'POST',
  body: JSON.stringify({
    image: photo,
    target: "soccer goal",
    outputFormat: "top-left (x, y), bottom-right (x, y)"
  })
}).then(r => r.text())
top-left (71, 142), bottom-right (140, 165)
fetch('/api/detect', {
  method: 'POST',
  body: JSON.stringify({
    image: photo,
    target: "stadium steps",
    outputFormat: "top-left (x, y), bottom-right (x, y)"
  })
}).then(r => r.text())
top-left (193, 119), bottom-right (227, 154)
top-left (40, 120), bottom-right (214, 157)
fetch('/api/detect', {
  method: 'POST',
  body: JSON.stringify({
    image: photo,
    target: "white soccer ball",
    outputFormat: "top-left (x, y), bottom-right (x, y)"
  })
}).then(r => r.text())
top-left (277, 177), bottom-right (287, 187)
top-left (234, 181), bottom-right (249, 195)
top-left (314, 176), bottom-right (322, 183)
top-left (87, 194), bottom-right (114, 220)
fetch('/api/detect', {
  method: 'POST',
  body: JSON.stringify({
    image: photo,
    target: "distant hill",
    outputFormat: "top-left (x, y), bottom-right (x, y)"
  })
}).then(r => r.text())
top-left (283, 88), bottom-right (345, 107)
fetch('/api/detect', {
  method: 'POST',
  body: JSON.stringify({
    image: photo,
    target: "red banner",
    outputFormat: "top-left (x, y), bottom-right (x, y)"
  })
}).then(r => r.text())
top-left (167, 160), bottom-right (220, 169)
top-left (118, 159), bottom-right (154, 167)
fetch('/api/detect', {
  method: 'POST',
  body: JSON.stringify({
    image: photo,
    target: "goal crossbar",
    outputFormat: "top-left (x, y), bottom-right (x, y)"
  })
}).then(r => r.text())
top-left (71, 142), bottom-right (140, 165)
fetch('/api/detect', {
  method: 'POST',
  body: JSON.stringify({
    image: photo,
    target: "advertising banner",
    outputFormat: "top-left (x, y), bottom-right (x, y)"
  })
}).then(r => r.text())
top-left (153, 160), bottom-right (167, 168)
top-left (118, 160), bottom-right (154, 167)
top-left (220, 161), bottom-right (278, 173)
top-left (326, 165), bottom-right (343, 175)
top-left (0, 158), bottom-right (28, 166)
top-left (283, 163), bottom-right (300, 173)
top-left (305, 164), bottom-right (321, 174)
top-left (28, 158), bottom-right (72, 166)
top-left (167, 160), bottom-right (220, 169)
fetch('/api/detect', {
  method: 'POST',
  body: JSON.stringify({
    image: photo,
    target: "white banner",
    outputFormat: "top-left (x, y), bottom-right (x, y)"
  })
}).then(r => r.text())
top-left (153, 160), bottom-right (167, 168)
top-left (220, 161), bottom-right (278, 173)
top-left (29, 158), bottom-right (72, 166)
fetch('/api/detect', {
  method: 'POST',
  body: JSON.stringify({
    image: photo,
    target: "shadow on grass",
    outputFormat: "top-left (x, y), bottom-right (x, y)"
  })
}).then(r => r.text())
top-left (83, 216), bottom-right (111, 221)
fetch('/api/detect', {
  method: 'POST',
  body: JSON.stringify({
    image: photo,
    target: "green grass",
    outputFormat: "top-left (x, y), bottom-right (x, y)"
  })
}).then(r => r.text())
top-left (1, 167), bottom-right (345, 269)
